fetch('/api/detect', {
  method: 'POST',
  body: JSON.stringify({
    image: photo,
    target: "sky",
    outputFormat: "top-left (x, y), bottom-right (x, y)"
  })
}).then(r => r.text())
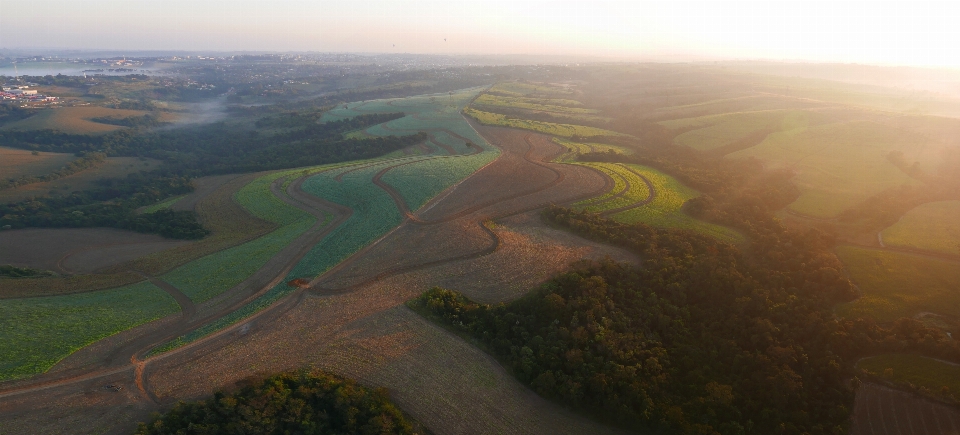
top-left (2, 0), bottom-right (960, 67)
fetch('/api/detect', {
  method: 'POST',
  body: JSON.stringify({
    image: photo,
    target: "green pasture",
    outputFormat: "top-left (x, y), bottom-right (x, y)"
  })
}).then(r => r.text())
top-left (488, 82), bottom-right (573, 98)
top-left (0, 281), bottom-right (179, 380)
top-left (464, 108), bottom-right (621, 138)
top-left (881, 201), bottom-right (960, 256)
top-left (728, 120), bottom-right (922, 218)
top-left (858, 354), bottom-right (960, 394)
top-left (609, 164), bottom-right (742, 243)
top-left (834, 245), bottom-right (960, 322)
top-left (663, 110), bottom-right (796, 151)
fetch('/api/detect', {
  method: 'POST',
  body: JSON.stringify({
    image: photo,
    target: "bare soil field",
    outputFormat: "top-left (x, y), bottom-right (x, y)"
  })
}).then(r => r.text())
top-left (171, 174), bottom-right (243, 212)
top-left (0, 228), bottom-right (187, 275)
top-left (0, 147), bottom-right (76, 179)
top-left (0, 156), bottom-right (162, 203)
top-left (851, 382), bottom-right (960, 434)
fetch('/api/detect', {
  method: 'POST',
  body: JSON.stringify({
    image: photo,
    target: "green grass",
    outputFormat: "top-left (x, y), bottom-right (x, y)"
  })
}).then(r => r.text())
top-left (141, 195), bottom-right (186, 214)
top-left (609, 164), bottom-right (743, 243)
top-left (728, 120), bottom-right (922, 218)
top-left (858, 354), bottom-right (960, 394)
top-left (881, 200), bottom-right (960, 256)
top-left (464, 108), bottom-right (622, 138)
top-left (0, 281), bottom-right (178, 380)
top-left (834, 245), bottom-right (960, 322)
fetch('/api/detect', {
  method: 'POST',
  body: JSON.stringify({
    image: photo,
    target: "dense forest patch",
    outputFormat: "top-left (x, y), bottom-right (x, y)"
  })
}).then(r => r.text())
top-left (136, 370), bottom-right (421, 435)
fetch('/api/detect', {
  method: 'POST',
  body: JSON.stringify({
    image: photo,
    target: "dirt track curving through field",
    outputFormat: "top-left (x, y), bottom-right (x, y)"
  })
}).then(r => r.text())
top-left (0, 119), bottom-right (633, 435)
top-left (598, 164), bottom-right (657, 216)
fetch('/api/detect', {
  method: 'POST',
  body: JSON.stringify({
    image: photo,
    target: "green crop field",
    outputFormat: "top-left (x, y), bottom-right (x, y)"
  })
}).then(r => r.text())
top-left (552, 138), bottom-right (632, 161)
top-left (609, 164), bottom-right (743, 243)
top-left (573, 163), bottom-right (650, 213)
top-left (834, 245), bottom-right (960, 322)
top-left (727, 120), bottom-right (922, 218)
top-left (0, 281), bottom-right (178, 380)
top-left (473, 93), bottom-right (597, 115)
top-left (881, 200), bottom-right (960, 256)
top-left (152, 88), bottom-right (499, 353)
top-left (663, 110), bottom-right (798, 151)
top-left (858, 354), bottom-right (960, 394)
top-left (161, 168), bottom-right (321, 303)
top-left (464, 108), bottom-right (622, 138)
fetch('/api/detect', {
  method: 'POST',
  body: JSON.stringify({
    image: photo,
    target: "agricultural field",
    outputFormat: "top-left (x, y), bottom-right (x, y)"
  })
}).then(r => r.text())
top-left (381, 153), bottom-right (494, 212)
top-left (858, 354), bottom-right (960, 395)
top-left (0, 156), bottom-right (162, 203)
top-left (881, 200), bottom-right (960, 256)
top-left (834, 245), bottom-right (960, 324)
top-left (662, 109), bottom-right (796, 151)
top-left (161, 168), bottom-right (319, 303)
top-left (488, 81), bottom-right (574, 98)
top-left (0, 147), bottom-right (76, 180)
top-left (728, 120), bottom-right (923, 218)
top-left (552, 137), bottom-right (632, 162)
top-left (473, 93), bottom-right (597, 115)
top-left (572, 163), bottom-right (650, 213)
top-left (464, 107), bottom-right (621, 138)
top-left (1, 106), bottom-right (152, 134)
top-left (609, 164), bottom-right (743, 243)
top-left (0, 281), bottom-right (179, 380)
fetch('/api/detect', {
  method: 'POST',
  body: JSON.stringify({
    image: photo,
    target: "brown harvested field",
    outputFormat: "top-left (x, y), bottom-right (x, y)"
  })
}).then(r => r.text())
top-left (0, 147), bottom-right (76, 179)
top-left (0, 228), bottom-right (188, 275)
top-left (1, 106), bottom-right (151, 134)
top-left (851, 382), bottom-right (960, 434)
top-left (0, 156), bottom-right (162, 203)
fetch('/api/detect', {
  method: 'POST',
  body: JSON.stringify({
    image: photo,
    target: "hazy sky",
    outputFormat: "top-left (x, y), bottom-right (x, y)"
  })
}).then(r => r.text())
top-left (2, 0), bottom-right (959, 67)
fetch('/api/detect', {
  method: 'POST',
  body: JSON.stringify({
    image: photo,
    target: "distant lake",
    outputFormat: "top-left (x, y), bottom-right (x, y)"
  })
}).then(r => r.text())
top-left (0, 61), bottom-right (174, 77)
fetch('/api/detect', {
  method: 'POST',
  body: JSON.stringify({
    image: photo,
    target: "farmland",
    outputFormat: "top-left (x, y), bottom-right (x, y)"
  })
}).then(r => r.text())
top-left (464, 107), bottom-right (621, 138)
top-left (881, 200), bottom-right (960, 256)
top-left (0, 147), bottom-right (76, 180)
top-left (662, 109), bottom-right (795, 151)
top-left (473, 93), bottom-right (598, 115)
top-left (572, 163), bottom-right (650, 213)
top-left (608, 164), bottom-right (743, 242)
top-left (834, 245), bottom-right (960, 324)
top-left (0, 281), bottom-right (178, 380)
top-left (858, 354), bottom-right (960, 396)
top-left (728, 120), bottom-right (923, 218)
top-left (1, 106), bottom-right (153, 134)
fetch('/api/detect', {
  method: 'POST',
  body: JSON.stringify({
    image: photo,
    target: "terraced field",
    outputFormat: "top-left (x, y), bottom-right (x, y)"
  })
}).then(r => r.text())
top-left (608, 164), bottom-right (743, 242)
top-left (572, 163), bottom-right (650, 213)
top-left (881, 200), bottom-right (960, 256)
top-left (464, 107), bottom-right (621, 138)
top-left (0, 281), bottom-right (178, 380)
top-left (473, 93), bottom-right (597, 115)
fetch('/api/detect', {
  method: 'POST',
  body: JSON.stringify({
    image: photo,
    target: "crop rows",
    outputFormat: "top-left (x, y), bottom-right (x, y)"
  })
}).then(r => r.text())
top-left (381, 152), bottom-right (496, 212)
top-left (573, 163), bottom-right (650, 212)
top-left (464, 108), bottom-right (621, 139)
top-left (0, 281), bottom-right (178, 380)
top-left (609, 165), bottom-right (743, 243)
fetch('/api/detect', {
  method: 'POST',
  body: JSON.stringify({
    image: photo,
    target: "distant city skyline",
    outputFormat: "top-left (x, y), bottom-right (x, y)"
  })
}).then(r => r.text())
top-left (2, 0), bottom-right (959, 68)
